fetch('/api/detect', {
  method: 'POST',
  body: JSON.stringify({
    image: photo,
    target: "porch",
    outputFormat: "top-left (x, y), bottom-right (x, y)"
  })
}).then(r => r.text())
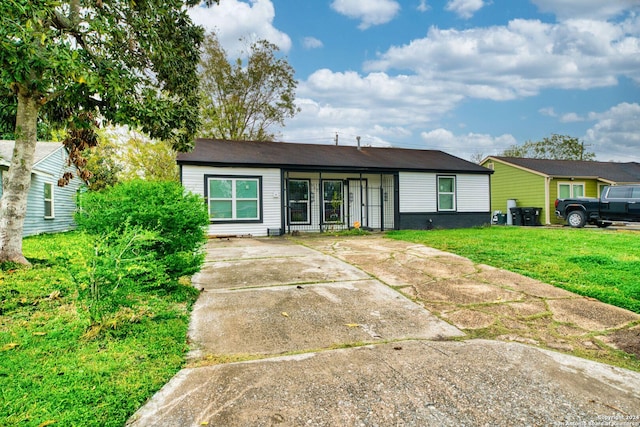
top-left (283, 171), bottom-right (397, 234)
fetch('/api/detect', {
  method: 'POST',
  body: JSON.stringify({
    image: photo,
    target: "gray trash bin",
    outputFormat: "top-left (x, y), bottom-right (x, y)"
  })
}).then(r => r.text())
top-left (510, 207), bottom-right (523, 226)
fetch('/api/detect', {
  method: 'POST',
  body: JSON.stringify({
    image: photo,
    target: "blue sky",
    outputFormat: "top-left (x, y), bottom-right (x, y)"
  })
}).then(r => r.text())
top-left (189, 0), bottom-right (640, 162)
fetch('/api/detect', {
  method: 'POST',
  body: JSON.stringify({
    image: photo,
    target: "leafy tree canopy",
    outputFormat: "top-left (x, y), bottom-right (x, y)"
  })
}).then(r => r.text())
top-left (85, 126), bottom-right (179, 191)
top-left (198, 33), bottom-right (300, 141)
top-left (500, 134), bottom-right (595, 161)
top-left (0, 0), bottom-right (217, 263)
top-left (0, 0), bottom-right (217, 151)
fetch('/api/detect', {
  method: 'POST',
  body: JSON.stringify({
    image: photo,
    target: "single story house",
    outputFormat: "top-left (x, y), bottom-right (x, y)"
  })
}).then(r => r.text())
top-left (0, 141), bottom-right (85, 236)
top-left (481, 156), bottom-right (640, 225)
top-left (178, 139), bottom-right (493, 237)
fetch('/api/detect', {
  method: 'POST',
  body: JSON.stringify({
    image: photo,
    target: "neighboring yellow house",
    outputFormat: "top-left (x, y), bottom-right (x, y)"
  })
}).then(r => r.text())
top-left (481, 156), bottom-right (640, 225)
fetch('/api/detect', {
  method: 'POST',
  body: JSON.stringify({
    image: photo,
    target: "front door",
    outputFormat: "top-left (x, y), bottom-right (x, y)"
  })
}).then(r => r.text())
top-left (348, 179), bottom-right (367, 228)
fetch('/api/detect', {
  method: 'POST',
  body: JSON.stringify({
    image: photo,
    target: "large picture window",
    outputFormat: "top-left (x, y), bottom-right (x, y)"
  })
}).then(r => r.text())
top-left (207, 176), bottom-right (261, 221)
top-left (288, 179), bottom-right (310, 224)
top-left (558, 182), bottom-right (584, 199)
top-left (322, 180), bottom-right (343, 223)
top-left (437, 176), bottom-right (456, 211)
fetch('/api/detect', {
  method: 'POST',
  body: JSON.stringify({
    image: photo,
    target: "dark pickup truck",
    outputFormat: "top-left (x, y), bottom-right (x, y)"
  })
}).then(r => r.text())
top-left (555, 184), bottom-right (640, 228)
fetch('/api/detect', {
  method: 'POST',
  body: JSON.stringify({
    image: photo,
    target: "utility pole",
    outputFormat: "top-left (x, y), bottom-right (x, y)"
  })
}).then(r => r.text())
top-left (335, 133), bottom-right (338, 146)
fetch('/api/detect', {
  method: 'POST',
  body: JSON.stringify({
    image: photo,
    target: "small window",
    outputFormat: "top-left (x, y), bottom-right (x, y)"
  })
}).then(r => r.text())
top-left (44, 182), bottom-right (54, 219)
top-left (288, 179), bottom-right (310, 224)
top-left (598, 184), bottom-right (609, 197)
top-left (207, 176), bottom-right (261, 222)
top-left (437, 176), bottom-right (456, 211)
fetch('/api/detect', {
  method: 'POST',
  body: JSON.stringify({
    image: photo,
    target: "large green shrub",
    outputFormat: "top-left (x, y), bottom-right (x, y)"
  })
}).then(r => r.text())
top-left (67, 226), bottom-right (169, 323)
top-left (76, 180), bottom-right (209, 279)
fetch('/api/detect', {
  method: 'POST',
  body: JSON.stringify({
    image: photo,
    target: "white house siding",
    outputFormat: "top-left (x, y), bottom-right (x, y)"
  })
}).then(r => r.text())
top-left (1, 147), bottom-right (84, 237)
top-left (181, 165), bottom-right (282, 237)
top-left (398, 172), bottom-right (489, 213)
top-left (456, 174), bottom-right (490, 212)
top-left (398, 172), bottom-right (437, 212)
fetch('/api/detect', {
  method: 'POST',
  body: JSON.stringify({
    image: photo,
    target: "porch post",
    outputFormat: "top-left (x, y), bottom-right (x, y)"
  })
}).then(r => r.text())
top-left (284, 171), bottom-right (290, 235)
top-left (319, 171), bottom-right (323, 233)
top-left (380, 173), bottom-right (384, 232)
top-left (359, 172), bottom-right (364, 229)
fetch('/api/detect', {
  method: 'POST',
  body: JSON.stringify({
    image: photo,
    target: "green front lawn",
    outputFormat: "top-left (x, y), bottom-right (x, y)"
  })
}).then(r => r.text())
top-left (0, 232), bottom-right (199, 427)
top-left (387, 227), bottom-right (640, 314)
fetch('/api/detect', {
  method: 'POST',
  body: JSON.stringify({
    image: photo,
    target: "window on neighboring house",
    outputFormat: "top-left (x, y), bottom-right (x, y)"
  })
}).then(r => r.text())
top-left (288, 179), bottom-right (310, 224)
top-left (44, 182), bottom-right (54, 219)
top-left (598, 184), bottom-right (609, 197)
top-left (558, 182), bottom-right (585, 199)
top-left (322, 180), bottom-right (343, 223)
top-left (207, 176), bottom-right (261, 222)
top-left (437, 176), bottom-right (456, 211)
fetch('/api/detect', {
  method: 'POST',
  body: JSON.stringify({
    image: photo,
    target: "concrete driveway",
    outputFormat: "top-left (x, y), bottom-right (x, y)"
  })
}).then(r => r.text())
top-left (127, 236), bottom-right (640, 427)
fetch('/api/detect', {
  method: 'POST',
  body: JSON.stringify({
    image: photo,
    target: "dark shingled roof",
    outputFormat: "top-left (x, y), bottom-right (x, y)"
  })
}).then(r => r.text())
top-left (490, 157), bottom-right (640, 183)
top-left (178, 139), bottom-right (492, 174)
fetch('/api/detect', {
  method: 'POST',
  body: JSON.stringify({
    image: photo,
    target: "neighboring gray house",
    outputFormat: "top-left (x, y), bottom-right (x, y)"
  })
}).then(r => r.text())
top-left (178, 139), bottom-right (493, 237)
top-left (0, 141), bottom-right (85, 237)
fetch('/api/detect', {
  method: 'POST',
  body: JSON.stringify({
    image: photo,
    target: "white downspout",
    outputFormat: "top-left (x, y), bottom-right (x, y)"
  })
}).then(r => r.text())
top-left (545, 176), bottom-right (551, 224)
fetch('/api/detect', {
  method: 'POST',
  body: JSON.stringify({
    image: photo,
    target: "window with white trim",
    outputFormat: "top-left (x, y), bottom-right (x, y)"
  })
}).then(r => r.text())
top-left (288, 179), bottom-right (310, 224)
top-left (44, 182), bottom-right (54, 219)
top-left (437, 176), bottom-right (456, 211)
top-left (558, 182), bottom-right (584, 199)
top-left (598, 184), bottom-right (609, 197)
top-left (207, 176), bottom-right (261, 221)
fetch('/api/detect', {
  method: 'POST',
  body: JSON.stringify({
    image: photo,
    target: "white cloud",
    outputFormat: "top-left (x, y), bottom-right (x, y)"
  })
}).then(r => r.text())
top-left (188, 0), bottom-right (291, 56)
top-left (302, 37), bottom-right (324, 49)
top-left (539, 107), bottom-right (557, 117)
top-left (330, 0), bottom-right (401, 30)
top-left (560, 112), bottom-right (584, 123)
top-left (540, 108), bottom-right (585, 123)
top-left (445, 0), bottom-right (486, 19)
top-left (584, 103), bottom-right (640, 162)
top-left (417, 0), bottom-right (430, 12)
top-left (299, 69), bottom-right (464, 125)
top-left (363, 18), bottom-right (640, 98)
top-left (420, 129), bottom-right (516, 158)
top-left (531, 0), bottom-right (639, 20)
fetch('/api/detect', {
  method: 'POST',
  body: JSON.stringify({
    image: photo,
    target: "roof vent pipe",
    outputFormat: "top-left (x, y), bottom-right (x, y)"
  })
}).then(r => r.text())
top-left (356, 136), bottom-right (361, 151)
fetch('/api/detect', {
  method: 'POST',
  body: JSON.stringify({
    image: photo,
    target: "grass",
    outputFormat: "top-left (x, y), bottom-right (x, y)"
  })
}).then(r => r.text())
top-left (0, 232), bottom-right (199, 427)
top-left (387, 226), bottom-right (640, 314)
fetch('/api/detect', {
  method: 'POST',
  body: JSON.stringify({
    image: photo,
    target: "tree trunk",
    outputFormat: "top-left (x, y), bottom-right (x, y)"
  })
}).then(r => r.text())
top-left (0, 91), bottom-right (41, 264)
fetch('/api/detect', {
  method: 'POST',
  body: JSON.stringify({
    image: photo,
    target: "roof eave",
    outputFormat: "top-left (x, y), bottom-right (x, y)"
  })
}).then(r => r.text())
top-left (177, 160), bottom-right (491, 174)
top-left (483, 156), bottom-right (549, 178)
